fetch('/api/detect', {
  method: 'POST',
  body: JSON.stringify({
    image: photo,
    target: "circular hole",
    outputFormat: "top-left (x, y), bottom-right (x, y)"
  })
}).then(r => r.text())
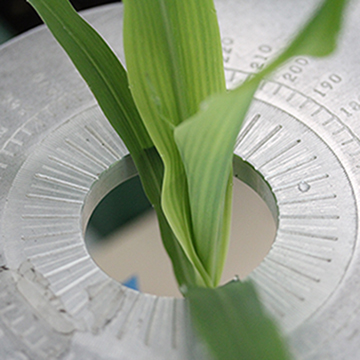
top-left (83, 155), bottom-right (277, 298)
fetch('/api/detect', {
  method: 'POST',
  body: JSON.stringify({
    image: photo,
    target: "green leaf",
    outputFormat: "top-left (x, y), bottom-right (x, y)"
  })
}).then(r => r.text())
top-left (174, 0), bottom-right (348, 284)
top-left (26, 0), bottom-right (200, 288)
top-left (175, 81), bottom-right (259, 284)
top-left (123, 0), bottom-right (225, 126)
top-left (186, 280), bottom-right (292, 360)
top-left (123, 0), bottom-right (226, 287)
top-left (26, 0), bottom-right (162, 200)
top-left (261, 0), bottom-right (348, 76)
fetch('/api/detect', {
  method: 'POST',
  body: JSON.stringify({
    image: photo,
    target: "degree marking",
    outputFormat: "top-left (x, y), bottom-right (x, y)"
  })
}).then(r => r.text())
top-left (273, 173), bottom-right (329, 192)
top-left (333, 127), bottom-right (346, 135)
top-left (265, 257), bottom-right (321, 283)
top-left (272, 83), bottom-right (282, 95)
top-left (286, 91), bottom-right (296, 102)
top-left (55, 267), bottom-right (99, 297)
top-left (28, 243), bottom-right (83, 260)
top-left (25, 193), bottom-right (83, 205)
top-left (41, 164), bottom-right (92, 186)
top-left (280, 214), bottom-right (339, 220)
top-left (84, 125), bottom-right (122, 160)
top-left (244, 125), bottom-right (282, 159)
top-left (250, 274), bottom-right (288, 316)
top-left (257, 139), bottom-right (301, 169)
top-left (34, 173), bottom-right (89, 193)
top-left (21, 230), bottom-right (79, 242)
top-left (117, 292), bottom-right (141, 340)
top-left (266, 156), bottom-right (317, 180)
top-left (48, 155), bottom-right (98, 180)
top-left (342, 138), bottom-right (355, 146)
top-left (322, 116), bottom-right (335, 126)
top-left (0, 149), bottom-right (14, 157)
top-left (30, 183), bottom-right (84, 199)
top-left (278, 194), bottom-right (337, 205)
top-left (235, 113), bottom-right (261, 147)
top-left (171, 300), bottom-right (178, 349)
top-left (255, 267), bottom-right (306, 302)
top-left (65, 139), bottom-right (108, 169)
top-left (22, 214), bottom-right (78, 220)
top-left (274, 243), bottom-right (332, 262)
top-left (35, 249), bottom-right (85, 271)
top-left (22, 222), bottom-right (74, 231)
top-left (22, 324), bottom-right (37, 337)
top-left (299, 98), bottom-right (312, 109)
top-left (279, 228), bottom-right (338, 241)
top-left (144, 297), bottom-right (159, 346)
top-left (10, 314), bottom-right (26, 327)
top-left (42, 255), bottom-right (90, 278)
top-left (8, 138), bottom-right (23, 147)
top-left (311, 107), bottom-right (323, 116)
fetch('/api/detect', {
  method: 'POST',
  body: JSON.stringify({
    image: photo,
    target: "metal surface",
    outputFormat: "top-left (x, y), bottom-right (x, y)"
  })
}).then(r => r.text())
top-left (0, 0), bottom-right (360, 358)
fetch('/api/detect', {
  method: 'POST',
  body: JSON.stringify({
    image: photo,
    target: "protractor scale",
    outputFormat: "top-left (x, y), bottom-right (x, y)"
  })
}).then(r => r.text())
top-left (1, 0), bottom-right (360, 359)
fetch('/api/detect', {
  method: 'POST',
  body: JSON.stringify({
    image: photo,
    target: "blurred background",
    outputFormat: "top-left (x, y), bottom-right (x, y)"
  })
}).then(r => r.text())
top-left (0, 0), bottom-right (117, 39)
top-left (0, 1), bottom-right (276, 297)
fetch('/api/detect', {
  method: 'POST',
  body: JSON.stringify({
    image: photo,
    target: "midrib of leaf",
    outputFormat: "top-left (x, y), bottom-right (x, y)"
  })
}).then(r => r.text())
top-left (158, 0), bottom-right (189, 123)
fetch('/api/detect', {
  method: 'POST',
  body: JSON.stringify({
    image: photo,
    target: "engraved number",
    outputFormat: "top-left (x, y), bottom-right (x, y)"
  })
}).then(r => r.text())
top-left (282, 58), bottom-right (309, 82)
top-left (313, 74), bottom-right (342, 97)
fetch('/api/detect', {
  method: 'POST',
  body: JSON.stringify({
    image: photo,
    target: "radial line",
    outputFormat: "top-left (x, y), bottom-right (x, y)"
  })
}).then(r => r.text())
top-left (278, 194), bottom-right (337, 205)
top-left (274, 243), bottom-right (332, 262)
top-left (144, 297), bottom-right (160, 346)
top-left (280, 214), bottom-right (339, 220)
top-left (22, 230), bottom-right (79, 241)
top-left (42, 164), bottom-right (92, 186)
top-left (27, 243), bottom-right (83, 258)
top-left (22, 214), bottom-right (78, 220)
top-left (35, 173), bottom-right (89, 192)
top-left (235, 114), bottom-right (261, 147)
top-left (171, 299), bottom-right (178, 349)
top-left (257, 139), bottom-right (301, 169)
top-left (117, 292), bottom-right (141, 340)
top-left (56, 267), bottom-right (99, 296)
top-left (256, 267), bottom-right (306, 301)
top-left (273, 173), bottom-right (329, 192)
top-left (26, 193), bottom-right (83, 205)
top-left (265, 257), bottom-right (321, 283)
top-left (43, 255), bottom-right (90, 277)
top-left (244, 125), bottom-right (282, 159)
top-left (266, 156), bottom-right (317, 180)
top-left (65, 139), bottom-right (108, 168)
top-left (84, 125), bottom-right (122, 159)
top-left (48, 155), bottom-right (98, 179)
top-left (279, 228), bottom-right (338, 241)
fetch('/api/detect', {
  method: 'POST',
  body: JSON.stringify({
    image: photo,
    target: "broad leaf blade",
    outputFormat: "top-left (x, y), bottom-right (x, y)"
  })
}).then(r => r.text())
top-left (123, 0), bottom-right (225, 127)
top-left (175, 0), bottom-right (348, 283)
top-left (123, 0), bottom-right (226, 286)
top-left (28, 0), bottom-right (152, 152)
top-left (26, 0), bottom-right (164, 199)
top-left (175, 81), bottom-right (258, 282)
top-left (26, 0), bottom-right (200, 288)
top-left (186, 280), bottom-right (292, 360)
